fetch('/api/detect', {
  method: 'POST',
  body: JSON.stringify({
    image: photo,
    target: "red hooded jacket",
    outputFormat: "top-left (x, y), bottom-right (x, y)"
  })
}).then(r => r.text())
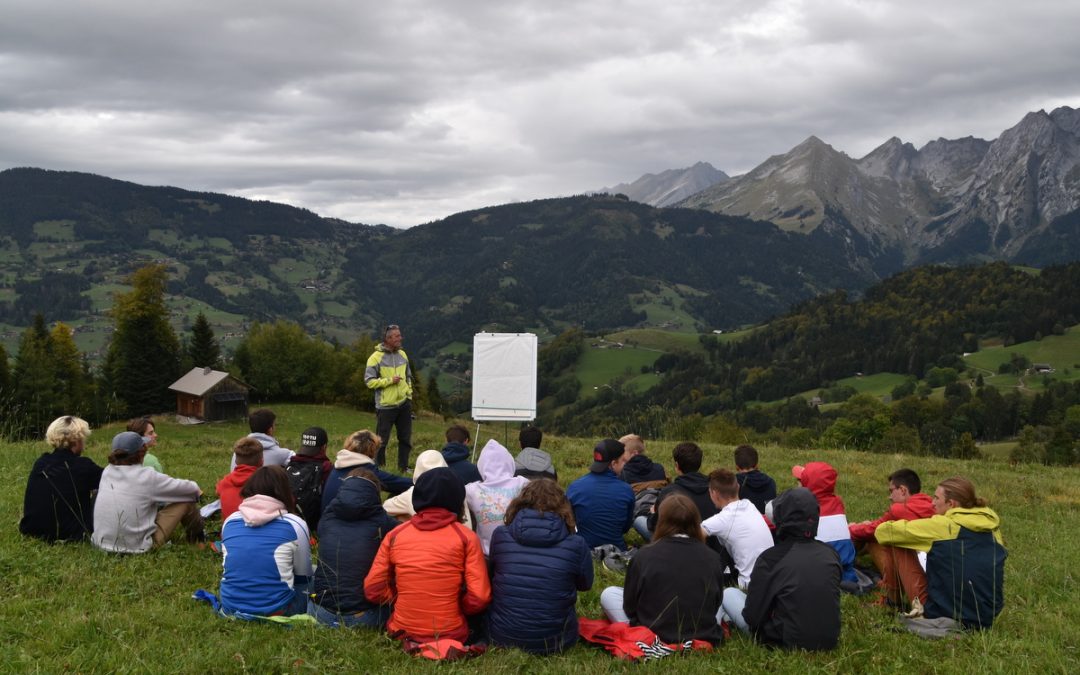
top-left (849, 492), bottom-right (935, 542)
top-left (796, 462), bottom-right (845, 516)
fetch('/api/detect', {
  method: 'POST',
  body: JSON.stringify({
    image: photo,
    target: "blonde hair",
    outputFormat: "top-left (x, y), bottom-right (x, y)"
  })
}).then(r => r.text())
top-left (619, 434), bottom-right (645, 457)
top-left (345, 429), bottom-right (382, 458)
top-left (45, 416), bottom-right (91, 450)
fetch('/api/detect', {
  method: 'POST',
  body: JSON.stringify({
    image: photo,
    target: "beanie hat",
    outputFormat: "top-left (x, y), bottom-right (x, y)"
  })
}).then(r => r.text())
top-left (412, 467), bottom-right (465, 515)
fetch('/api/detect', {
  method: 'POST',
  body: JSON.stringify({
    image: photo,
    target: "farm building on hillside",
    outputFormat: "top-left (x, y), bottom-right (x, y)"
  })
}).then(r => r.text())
top-left (168, 367), bottom-right (252, 421)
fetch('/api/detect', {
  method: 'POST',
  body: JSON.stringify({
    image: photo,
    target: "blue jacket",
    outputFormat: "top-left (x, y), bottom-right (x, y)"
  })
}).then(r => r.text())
top-left (441, 442), bottom-right (482, 485)
top-left (488, 509), bottom-right (593, 654)
top-left (311, 474), bottom-right (399, 614)
top-left (321, 464), bottom-right (411, 511)
top-left (566, 470), bottom-right (635, 550)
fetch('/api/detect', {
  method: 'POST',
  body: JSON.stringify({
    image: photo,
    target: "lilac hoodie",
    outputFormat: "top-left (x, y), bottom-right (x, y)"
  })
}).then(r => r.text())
top-left (465, 440), bottom-right (529, 555)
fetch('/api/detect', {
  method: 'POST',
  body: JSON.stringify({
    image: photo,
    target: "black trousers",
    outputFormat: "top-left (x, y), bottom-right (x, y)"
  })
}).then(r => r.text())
top-left (375, 400), bottom-right (413, 471)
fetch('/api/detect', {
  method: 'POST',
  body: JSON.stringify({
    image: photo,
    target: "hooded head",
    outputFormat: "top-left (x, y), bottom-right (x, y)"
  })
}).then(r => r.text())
top-left (328, 470), bottom-right (385, 522)
top-left (477, 439), bottom-right (516, 482)
top-left (413, 448), bottom-right (448, 481)
top-left (792, 461), bottom-right (837, 497)
top-left (412, 467), bottom-right (466, 516)
top-left (772, 487), bottom-right (820, 541)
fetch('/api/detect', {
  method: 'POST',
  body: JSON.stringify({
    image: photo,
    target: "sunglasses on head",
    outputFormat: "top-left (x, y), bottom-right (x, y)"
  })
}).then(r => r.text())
top-left (384, 324), bottom-right (400, 336)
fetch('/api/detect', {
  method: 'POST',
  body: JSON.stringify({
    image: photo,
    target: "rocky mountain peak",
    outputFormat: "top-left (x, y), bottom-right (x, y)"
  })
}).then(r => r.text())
top-left (857, 136), bottom-right (918, 179)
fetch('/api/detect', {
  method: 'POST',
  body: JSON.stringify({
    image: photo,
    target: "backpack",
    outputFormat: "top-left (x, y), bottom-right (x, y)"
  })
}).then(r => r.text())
top-left (285, 461), bottom-right (324, 534)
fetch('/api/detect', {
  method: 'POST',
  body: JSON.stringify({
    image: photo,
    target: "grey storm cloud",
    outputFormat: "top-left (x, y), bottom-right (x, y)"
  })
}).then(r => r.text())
top-left (2, 0), bottom-right (1079, 227)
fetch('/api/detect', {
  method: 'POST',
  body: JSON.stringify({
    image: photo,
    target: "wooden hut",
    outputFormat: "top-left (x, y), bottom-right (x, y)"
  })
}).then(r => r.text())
top-left (168, 367), bottom-right (252, 421)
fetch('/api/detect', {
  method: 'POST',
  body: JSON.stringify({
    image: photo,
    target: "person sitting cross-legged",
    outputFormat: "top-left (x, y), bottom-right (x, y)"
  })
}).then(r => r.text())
top-left (219, 465), bottom-right (313, 617)
top-left (487, 479), bottom-right (594, 654)
top-left (734, 487), bottom-right (841, 650)
top-left (20, 415), bottom-right (103, 543)
top-left (600, 493), bottom-right (726, 645)
top-left (364, 467), bottom-right (491, 644)
top-left (308, 468), bottom-right (399, 628)
top-left (566, 439), bottom-right (635, 550)
top-left (92, 431), bottom-right (204, 553)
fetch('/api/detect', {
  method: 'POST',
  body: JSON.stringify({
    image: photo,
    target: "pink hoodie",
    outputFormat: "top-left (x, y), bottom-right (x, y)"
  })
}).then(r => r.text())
top-left (237, 494), bottom-right (290, 526)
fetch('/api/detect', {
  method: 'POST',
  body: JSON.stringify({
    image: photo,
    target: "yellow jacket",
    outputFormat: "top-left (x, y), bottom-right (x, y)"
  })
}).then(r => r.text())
top-left (364, 344), bottom-right (412, 408)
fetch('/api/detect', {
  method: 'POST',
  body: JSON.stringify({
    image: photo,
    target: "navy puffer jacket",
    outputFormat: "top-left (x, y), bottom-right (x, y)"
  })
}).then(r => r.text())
top-left (310, 475), bottom-right (399, 614)
top-left (487, 509), bottom-right (594, 654)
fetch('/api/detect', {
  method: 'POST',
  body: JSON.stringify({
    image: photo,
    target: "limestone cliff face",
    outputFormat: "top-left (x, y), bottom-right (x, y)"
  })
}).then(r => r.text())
top-left (596, 161), bottom-right (729, 207)
top-left (676, 106), bottom-right (1080, 271)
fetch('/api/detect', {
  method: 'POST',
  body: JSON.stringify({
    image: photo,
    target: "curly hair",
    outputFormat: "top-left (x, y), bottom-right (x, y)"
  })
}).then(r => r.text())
top-left (45, 416), bottom-right (91, 450)
top-left (504, 478), bottom-right (575, 531)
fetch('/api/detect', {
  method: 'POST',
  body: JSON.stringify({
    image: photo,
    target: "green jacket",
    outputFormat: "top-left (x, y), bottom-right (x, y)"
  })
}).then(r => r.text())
top-left (364, 344), bottom-right (413, 409)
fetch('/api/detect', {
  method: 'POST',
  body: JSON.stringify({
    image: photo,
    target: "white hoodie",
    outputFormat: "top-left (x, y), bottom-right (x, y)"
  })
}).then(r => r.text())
top-left (382, 449), bottom-right (473, 529)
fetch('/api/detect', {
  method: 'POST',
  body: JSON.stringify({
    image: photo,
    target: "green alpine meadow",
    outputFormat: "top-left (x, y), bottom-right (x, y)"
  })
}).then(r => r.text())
top-left (3, 404), bottom-right (1077, 673)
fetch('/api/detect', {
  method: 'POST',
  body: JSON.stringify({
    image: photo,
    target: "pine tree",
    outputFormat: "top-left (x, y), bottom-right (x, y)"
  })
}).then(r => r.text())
top-left (187, 311), bottom-right (221, 370)
top-left (50, 322), bottom-right (93, 416)
top-left (104, 264), bottom-right (181, 416)
top-left (12, 314), bottom-right (59, 437)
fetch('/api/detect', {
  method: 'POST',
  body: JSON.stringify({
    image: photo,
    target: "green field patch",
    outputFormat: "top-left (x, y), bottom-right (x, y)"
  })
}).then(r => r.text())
top-left (603, 328), bottom-right (703, 354)
top-left (629, 283), bottom-right (703, 332)
top-left (965, 325), bottom-right (1080, 373)
top-left (439, 341), bottom-right (471, 356)
top-left (86, 283), bottom-right (131, 311)
top-left (577, 345), bottom-right (660, 396)
top-left (319, 300), bottom-right (355, 318)
top-left (498, 276), bottom-right (517, 288)
top-left (277, 257), bottom-right (319, 285)
top-left (207, 237), bottom-right (234, 251)
top-left (32, 220), bottom-right (77, 240)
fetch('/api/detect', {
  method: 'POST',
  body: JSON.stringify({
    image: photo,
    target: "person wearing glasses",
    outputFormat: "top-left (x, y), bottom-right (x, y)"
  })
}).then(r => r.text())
top-left (364, 324), bottom-right (414, 473)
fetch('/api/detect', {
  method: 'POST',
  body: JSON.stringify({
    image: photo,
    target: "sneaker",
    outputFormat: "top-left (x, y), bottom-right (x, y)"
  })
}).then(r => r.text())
top-left (902, 597), bottom-right (925, 618)
top-left (602, 555), bottom-right (627, 573)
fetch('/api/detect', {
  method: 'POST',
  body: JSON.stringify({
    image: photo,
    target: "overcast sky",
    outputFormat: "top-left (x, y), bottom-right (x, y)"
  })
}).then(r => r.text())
top-left (2, 1), bottom-right (1079, 228)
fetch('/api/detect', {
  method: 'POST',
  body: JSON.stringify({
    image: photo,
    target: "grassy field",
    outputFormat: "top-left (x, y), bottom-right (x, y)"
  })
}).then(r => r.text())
top-left (3, 402), bottom-right (1077, 673)
top-left (964, 326), bottom-right (1080, 392)
top-left (577, 345), bottom-right (662, 396)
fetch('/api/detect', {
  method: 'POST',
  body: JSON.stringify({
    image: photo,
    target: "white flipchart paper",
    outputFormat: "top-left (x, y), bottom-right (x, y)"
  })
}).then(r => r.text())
top-left (471, 333), bottom-right (537, 421)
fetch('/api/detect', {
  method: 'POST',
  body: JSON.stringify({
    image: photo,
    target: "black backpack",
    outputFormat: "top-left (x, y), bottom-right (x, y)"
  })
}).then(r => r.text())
top-left (285, 460), bottom-right (323, 534)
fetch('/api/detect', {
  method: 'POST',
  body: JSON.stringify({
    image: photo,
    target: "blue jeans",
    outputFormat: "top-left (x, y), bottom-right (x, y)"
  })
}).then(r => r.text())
top-left (307, 599), bottom-right (391, 628)
top-left (632, 515), bottom-right (653, 542)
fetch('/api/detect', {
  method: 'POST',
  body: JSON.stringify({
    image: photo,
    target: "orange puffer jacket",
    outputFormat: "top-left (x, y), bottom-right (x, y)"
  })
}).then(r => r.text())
top-left (364, 508), bottom-right (491, 642)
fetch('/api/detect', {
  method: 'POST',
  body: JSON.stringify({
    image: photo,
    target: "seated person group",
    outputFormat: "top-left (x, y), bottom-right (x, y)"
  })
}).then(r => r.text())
top-left (20, 412), bottom-right (1006, 653)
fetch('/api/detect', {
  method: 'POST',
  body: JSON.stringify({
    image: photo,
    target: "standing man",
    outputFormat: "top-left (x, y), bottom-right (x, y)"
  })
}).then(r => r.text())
top-left (365, 324), bottom-right (413, 473)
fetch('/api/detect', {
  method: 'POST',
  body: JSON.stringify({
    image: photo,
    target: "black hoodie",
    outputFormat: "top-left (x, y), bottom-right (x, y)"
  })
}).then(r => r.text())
top-left (646, 472), bottom-right (717, 531)
top-left (737, 469), bottom-right (777, 514)
top-left (742, 487), bottom-right (841, 651)
top-left (619, 454), bottom-right (667, 484)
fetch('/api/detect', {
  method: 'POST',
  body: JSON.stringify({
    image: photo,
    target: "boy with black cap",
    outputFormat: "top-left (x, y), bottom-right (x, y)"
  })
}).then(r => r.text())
top-left (92, 431), bottom-right (204, 553)
top-left (285, 426), bottom-right (332, 533)
top-left (365, 467), bottom-right (490, 644)
top-left (566, 439), bottom-right (635, 550)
